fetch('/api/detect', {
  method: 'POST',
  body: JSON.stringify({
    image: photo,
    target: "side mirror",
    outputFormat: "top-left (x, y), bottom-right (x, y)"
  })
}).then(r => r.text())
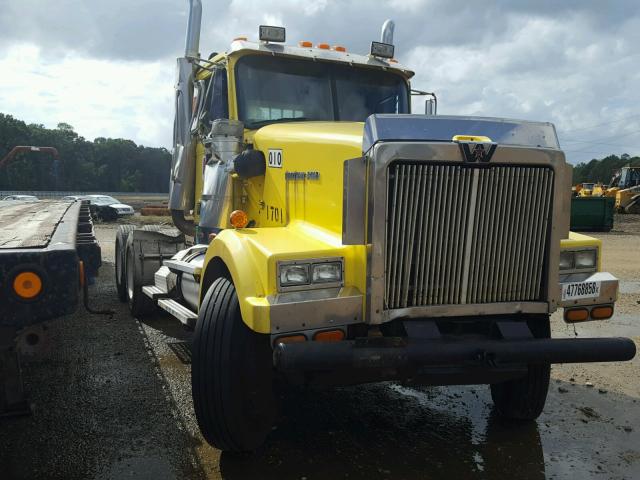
top-left (425, 98), bottom-right (437, 115)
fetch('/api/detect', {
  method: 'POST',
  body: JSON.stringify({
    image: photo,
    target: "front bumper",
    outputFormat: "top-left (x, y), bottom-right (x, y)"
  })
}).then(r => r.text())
top-left (559, 271), bottom-right (618, 307)
top-left (274, 334), bottom-right (636, 374)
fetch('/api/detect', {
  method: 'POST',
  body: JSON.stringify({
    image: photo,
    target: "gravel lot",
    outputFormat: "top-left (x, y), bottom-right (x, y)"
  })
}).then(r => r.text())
top-left (1, 217), bottom-right (639, 479)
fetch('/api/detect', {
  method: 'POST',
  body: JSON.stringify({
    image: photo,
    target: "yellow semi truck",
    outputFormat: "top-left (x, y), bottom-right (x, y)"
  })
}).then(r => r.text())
top-left (115, 0), bottom-right (636, 452)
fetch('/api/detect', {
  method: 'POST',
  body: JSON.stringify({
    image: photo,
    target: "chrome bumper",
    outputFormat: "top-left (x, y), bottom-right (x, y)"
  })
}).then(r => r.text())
top-left (558, 271), bottom-right (619, 308)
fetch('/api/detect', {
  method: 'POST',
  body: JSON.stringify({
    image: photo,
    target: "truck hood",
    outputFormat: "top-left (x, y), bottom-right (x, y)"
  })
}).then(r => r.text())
top-left (252, 121), bottom-right (365, 152)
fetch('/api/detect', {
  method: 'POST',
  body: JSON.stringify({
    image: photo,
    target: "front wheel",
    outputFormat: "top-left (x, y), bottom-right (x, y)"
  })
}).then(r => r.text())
top-left (192, 277), bottom-right (277, 452)
top-left (490, 317), bottom-right (551, 420)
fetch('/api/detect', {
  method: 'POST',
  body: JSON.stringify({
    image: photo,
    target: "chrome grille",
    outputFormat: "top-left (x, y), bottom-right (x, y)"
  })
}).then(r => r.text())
top-left (384, 163), bottom-right (554, 309)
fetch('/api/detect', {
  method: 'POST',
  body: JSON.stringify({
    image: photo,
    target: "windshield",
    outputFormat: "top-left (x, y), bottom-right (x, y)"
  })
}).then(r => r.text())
top-left (235, 55), bottom-right (409, 129)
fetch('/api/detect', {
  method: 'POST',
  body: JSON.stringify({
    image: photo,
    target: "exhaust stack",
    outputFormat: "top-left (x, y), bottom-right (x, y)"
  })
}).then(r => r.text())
top-left (184, 0), bottom-right (202, 57)
top-left (381, 19), bottom-right (395, 45)
top-left (169, 0), bottom-right (203, 236)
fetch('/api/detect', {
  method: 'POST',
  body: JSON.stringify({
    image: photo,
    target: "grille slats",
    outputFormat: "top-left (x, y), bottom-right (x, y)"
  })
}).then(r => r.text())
top-left (384, 163), bottom-right (554, 309)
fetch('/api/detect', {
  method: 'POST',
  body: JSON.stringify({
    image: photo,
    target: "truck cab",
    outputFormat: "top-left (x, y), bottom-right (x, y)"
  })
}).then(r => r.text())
top-left (115, 1), bottom-right (635, 453)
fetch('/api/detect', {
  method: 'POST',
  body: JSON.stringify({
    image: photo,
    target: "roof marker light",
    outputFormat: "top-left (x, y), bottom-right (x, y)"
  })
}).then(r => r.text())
top-left (316, 43), bottom-right (330, 50)
top-left (299, 40), bottom-right (313, 47)
top-left (333, 45), bottom-right (347, 52)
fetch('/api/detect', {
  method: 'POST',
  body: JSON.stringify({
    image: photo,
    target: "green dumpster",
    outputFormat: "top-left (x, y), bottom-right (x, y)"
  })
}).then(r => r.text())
top-left (570, 197), bottom-right (615, 232)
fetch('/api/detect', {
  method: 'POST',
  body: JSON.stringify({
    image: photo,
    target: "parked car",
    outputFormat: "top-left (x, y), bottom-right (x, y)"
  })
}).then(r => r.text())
top-left (2, 195), bottom-right (39, 202)
top-left (67, 195), bottom-right (134, 221)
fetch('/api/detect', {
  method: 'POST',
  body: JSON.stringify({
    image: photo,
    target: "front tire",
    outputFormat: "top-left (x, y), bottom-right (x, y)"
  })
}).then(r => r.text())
top-left (490, 317), bottom-right (551, 420)
top-left (192, 277), bottom-right (277, 452)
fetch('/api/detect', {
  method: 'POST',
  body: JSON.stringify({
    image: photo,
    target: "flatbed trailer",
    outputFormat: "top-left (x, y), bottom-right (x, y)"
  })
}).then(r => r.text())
top-left (0, 199), bottom-right (101, 415)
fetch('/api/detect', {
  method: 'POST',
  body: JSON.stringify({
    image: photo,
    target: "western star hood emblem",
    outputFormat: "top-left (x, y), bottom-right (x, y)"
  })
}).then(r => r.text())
top-left (459, 141), bottom-right (497, 164)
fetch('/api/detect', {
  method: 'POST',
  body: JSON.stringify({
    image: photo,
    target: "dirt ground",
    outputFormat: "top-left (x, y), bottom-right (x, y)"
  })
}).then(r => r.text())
top-left (0, 216), bottom-right (639, 480)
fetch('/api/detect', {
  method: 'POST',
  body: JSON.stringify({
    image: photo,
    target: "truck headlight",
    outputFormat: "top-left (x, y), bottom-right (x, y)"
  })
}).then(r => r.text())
top-left (312, 262), bottom-right (342, 283)
top-left (279, 264), bottom-right (310, 286)
top-left (278, 258), bottom-right (344, 291)
top-left (560, 251), bottom-right (574, 270)
top-left (575, 250), bottom-right (597, 269)
top-left (560, 248), bottom-right (597, 272)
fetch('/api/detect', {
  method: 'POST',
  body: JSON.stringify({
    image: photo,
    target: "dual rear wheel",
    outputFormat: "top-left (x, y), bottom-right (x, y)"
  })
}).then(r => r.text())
top-left (114, 225), bottom-right (156, 316)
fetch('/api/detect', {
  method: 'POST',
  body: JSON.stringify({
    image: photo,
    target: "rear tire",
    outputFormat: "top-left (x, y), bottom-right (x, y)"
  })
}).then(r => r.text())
top-left (192, 277), bottom-right (276, 452)
top-left (125, 236), bottom-right (156, 317)
top-left (490, 317), bottom-right (551, 420)
top-left (115, 225), bottom-right (135, 302)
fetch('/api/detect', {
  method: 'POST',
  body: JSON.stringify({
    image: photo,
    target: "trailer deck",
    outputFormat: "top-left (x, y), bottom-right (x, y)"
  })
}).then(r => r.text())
top-left (0, 200), bottom-right (75, 248)
top-left (0, 199), bottom-right (101, 415)
top-left (0, 200), bottom-right (98, 327)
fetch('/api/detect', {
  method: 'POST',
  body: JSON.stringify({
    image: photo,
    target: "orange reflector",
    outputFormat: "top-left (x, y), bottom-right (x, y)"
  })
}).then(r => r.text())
top-left (229, 210), bottom-right (249, 229)
top-left (333, 45), bottom-right (346, 52)
top-left (233, 36), bottom-right (248, 42)
top-left (276, 335), bottom-right (306, 344)
top-left (79, 260), bottom-right (85, 288)
top-left (591, 305), bottom-right (614, 320)
top-left (314, 329), bottom-right (345, 342)
top-left (299, 40), bottom-right (313, 47)
top-left (316, 43), bottom-right (330, 49)
top-left (13, 271), bottom-right (42, 299)
top-left (564, 307), bottom-right (589, 323)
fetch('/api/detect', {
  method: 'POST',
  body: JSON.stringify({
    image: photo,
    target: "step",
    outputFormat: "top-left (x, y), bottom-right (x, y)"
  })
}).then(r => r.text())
top-left (157, 299), bottom-right (198, 328)
top-left (163, 259), bottom-right (201, 276)
top-left (142, 285), bottom-right (171, 300)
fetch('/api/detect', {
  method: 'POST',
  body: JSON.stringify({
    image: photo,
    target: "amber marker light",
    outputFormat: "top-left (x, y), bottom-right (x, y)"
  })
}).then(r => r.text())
top-left (276, 335), bottom-right (306, 344)
top-left (591, 305), bottom-right (614, 320)
top-left (299, 40), bottom-right (313, 47)
top-left (333, 45), bottom-right (346, 52)
top-left (229, 210), bottom-right (249, 229)
top-left (13, 271), bottom-right (43, 299)
top-left (316, 43), bottom-right (330, 49)
top-left (314, 330), bottom-right (345, 342)
top-left (564, 307), bottom-right (589, 323)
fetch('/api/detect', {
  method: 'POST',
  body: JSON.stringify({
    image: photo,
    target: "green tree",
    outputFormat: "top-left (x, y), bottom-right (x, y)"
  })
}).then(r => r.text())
top-left (0, 113), bottom-right (171, 192)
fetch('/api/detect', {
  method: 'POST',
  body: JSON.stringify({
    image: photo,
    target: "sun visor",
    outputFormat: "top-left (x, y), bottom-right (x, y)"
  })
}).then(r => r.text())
top-left (363, 114), bottom-right (560, 153)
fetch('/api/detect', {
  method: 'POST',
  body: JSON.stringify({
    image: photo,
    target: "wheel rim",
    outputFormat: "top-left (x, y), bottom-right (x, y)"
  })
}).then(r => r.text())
top-left (115, 241), bottom-right (122, 284)
top-left (126, 246), bottom-right (135, 301)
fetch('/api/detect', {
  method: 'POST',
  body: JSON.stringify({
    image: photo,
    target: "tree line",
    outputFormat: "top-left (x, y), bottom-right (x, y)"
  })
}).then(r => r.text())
top-left (2, 111), bottom-right (637, 191)
top-left (0, 113), bottom-right (171, 192)
top-left (572, 153), bottom-right (640, 185)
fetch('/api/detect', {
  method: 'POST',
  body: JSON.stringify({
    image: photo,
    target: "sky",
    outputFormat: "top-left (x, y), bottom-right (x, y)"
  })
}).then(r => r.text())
top-left (0, 0), bottom-right (639, 164)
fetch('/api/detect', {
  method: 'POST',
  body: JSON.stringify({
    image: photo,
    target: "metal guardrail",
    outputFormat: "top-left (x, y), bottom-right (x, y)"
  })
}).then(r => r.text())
top-left (0, 191), bottom-right (167, 199)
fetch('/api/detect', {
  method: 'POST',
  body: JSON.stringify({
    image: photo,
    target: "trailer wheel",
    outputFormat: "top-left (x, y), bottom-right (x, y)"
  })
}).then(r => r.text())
top-left (490, 316), bottom-right (551, 420)
top-left (125, 236), bottom-right (156, 317)
top-left (192, 277), bottom-right (276, 452)
top-left (115, 225), bottom-right (135, 302)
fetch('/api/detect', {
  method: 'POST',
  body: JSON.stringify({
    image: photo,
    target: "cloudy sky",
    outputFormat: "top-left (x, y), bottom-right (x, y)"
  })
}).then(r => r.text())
top-left (0, 0), bottom-right (639, 164)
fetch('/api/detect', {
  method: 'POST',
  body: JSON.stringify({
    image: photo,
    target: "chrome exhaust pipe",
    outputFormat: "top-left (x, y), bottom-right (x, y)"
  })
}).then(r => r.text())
top-left (169, 0), bottom-right (203, 234)
top-left (185, 0), bottom-right (202, 58)
top-left (381, 19), bottom-right (395, 45)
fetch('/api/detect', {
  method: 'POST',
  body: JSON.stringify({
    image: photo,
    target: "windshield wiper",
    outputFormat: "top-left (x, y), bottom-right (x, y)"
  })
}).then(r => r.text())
top-left (246, 117), bottom-right (309, 129)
